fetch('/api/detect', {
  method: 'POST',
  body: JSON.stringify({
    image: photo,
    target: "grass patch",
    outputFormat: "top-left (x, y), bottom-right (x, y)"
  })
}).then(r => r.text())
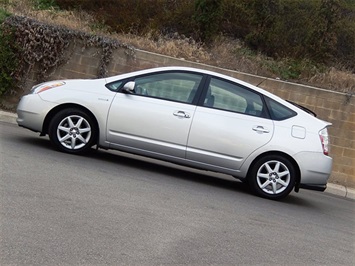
top-left (0, 7), bottom-right (11, 21)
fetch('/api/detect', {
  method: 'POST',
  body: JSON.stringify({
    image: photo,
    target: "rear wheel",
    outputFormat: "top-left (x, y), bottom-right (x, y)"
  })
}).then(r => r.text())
top-left (248, 155), bottom-right (296, 200)
top-left (49, 108), bottom-right (97, 154)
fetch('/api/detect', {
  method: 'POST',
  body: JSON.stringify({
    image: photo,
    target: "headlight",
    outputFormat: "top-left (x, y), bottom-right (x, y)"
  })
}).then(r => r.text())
top-left (30, 81), bottom-right (66, 94)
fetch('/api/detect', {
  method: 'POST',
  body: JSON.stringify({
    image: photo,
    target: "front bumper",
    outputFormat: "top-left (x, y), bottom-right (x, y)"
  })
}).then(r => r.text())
top-left (16, 94), bottom-right (56, 133)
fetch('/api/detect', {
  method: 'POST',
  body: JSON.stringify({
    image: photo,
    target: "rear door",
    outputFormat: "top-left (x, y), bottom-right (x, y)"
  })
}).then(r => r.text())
top-left (186, 77), bottom-right (274, 171)
top-left (106, 71), bottom-right (204, 159)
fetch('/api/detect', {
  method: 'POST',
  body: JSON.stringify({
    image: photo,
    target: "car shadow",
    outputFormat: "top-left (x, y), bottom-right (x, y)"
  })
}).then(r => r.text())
top-left (17, 136), bottom-right (318, 206)
top-left (17, 135), bottom-right (54, 151)
top-left (89, 150), bottom-right (325, 209)
top-left (89, 148), bottom-right (252, 196)
top-left (281, 194), bottom-right (317, 207)
top-left (17, 136), bottom-right (248, 194)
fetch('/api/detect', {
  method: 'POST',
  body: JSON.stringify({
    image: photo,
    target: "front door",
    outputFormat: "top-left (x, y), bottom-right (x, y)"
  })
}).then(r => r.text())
top-left (106, 71), bottom-right (204, 159)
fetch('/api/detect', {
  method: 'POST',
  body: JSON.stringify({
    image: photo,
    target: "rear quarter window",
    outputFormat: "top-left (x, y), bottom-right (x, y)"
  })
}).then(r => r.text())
top-left (266, 97), bottom-right (297, 120)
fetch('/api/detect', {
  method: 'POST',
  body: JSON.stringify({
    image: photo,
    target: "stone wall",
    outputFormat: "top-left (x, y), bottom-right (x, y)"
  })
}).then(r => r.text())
top-left (27, 42), bottom-right (355, 188)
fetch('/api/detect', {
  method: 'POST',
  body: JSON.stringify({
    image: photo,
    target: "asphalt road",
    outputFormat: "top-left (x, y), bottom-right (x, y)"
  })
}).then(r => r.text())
top-left (1, 121), bottom-right (355, 265)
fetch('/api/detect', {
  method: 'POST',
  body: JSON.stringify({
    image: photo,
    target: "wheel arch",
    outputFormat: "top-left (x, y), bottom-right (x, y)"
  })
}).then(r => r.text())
top-left (42, 103), bottom-right (100, 139)
top-left (246, 151), bottom-right (301, 189)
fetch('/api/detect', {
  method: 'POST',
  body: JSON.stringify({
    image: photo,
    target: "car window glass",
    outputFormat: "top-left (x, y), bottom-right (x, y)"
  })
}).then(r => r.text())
top-left (205, 78), bottom-right (264, 116)
top-left (106, 80), bottom-right (123, 91)
top-left (267, 98), bottom-right (297, 120)
top-left (133, 72), bottom-right (203, 103)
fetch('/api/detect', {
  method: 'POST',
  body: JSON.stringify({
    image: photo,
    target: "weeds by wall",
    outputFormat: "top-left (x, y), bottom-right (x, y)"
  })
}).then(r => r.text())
top-left (0, 15), bottom-right (135, 94)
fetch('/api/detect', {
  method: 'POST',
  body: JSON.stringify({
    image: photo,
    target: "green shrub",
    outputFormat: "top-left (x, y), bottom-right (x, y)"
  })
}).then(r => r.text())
top-left (0, 8), bottom-right (10, 21)
top-left (193, 0), bottom-right (223, 42)
top-left (0, 12), bottom-right (19, 96)
top-left (33, 0), bottom-right (58, 10)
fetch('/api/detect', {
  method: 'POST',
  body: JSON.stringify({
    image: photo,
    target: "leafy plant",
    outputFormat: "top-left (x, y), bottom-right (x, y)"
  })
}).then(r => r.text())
top-left (33, 0), bottom-right (58, 10)
top-left (262, 58), bottom-right (322, 81)
top-left (193, 0), bottom-right (223, 42)
top-left (0, 8), bottom-right (10, 21)
top-left (0, 9), bottom-right (18, 96)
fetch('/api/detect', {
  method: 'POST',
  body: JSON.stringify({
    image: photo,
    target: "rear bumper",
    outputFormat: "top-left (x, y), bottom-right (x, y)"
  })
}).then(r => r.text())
top-left (294, 151), bottom-right (333, 189)
top-left (299, 183), bottom-right (327, 192)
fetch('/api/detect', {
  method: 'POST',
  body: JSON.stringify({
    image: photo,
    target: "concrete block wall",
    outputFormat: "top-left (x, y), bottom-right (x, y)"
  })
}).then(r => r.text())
top-left (53, 45), bottom-right (102, 79)
top-left (29, 42), bottom-right (355, 188)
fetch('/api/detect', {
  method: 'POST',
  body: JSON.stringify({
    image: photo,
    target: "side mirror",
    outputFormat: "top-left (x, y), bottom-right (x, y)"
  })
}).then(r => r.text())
top-left (122, 81), bottom-right (135, 94)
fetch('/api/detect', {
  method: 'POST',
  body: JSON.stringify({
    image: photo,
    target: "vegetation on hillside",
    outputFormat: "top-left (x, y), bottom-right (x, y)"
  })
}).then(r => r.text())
top-left (54, 0), bottom-right (355, 71)
top-left (0, 0), bottom-right (354, 99)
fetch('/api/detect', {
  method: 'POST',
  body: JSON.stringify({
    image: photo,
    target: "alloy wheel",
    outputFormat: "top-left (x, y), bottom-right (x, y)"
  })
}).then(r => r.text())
top-left (56, 115), bottom-right (92, 150)
top-left (256, 160), bottom-right (291, 195)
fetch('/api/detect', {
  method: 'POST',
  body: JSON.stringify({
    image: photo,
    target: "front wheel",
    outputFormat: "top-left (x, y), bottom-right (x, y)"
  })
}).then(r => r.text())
top-left (49, 108), bottom-right (97, 154)
top-left (248, 155), bottom-right (296, 200)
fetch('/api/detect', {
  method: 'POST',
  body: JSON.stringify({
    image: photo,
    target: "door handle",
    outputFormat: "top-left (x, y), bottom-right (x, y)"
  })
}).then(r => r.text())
top-left (252, 126), bottom-right (270, 133)
top-left (173, 111), bottom-right (190, 118)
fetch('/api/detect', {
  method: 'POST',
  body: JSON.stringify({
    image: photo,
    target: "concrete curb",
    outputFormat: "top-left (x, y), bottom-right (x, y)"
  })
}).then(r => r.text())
top-left (1, 110), bottom-right (354, 200)
top-left (0, 110), bottom-right (17, 124)
top-left (325, 183), bottom-right (355, 200)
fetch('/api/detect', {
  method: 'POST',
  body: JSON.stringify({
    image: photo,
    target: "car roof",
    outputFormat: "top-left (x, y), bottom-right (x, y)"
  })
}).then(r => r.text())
top-left (107, 66), bottom-right (282, 96)
top-left (106, 66), bottom-right (259, 90)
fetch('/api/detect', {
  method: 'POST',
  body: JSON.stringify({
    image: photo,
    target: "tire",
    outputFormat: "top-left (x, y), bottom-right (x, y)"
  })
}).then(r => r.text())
top-left (48, 108), bottom-right (97, 154)
top-left (248, 155), bottom-right (296, 200)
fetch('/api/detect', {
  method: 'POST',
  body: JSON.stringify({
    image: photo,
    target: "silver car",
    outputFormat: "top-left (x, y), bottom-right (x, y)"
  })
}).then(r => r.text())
top-left (17, 67), bottom-right (332, 200)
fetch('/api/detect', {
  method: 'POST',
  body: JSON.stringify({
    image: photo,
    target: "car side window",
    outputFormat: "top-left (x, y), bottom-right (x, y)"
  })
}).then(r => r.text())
top-left (204, 78), bottom-right (264, 117)
top-left (106, 80), bottom-right (124, 91)
top-left (266, 97), bottom-right (297, 120)
top-left (133, 72), bottom-right (203, 103)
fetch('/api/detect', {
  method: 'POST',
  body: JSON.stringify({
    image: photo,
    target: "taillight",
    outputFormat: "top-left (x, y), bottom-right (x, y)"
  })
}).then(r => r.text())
top-left (319, 128), bottom-right (330, 155)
